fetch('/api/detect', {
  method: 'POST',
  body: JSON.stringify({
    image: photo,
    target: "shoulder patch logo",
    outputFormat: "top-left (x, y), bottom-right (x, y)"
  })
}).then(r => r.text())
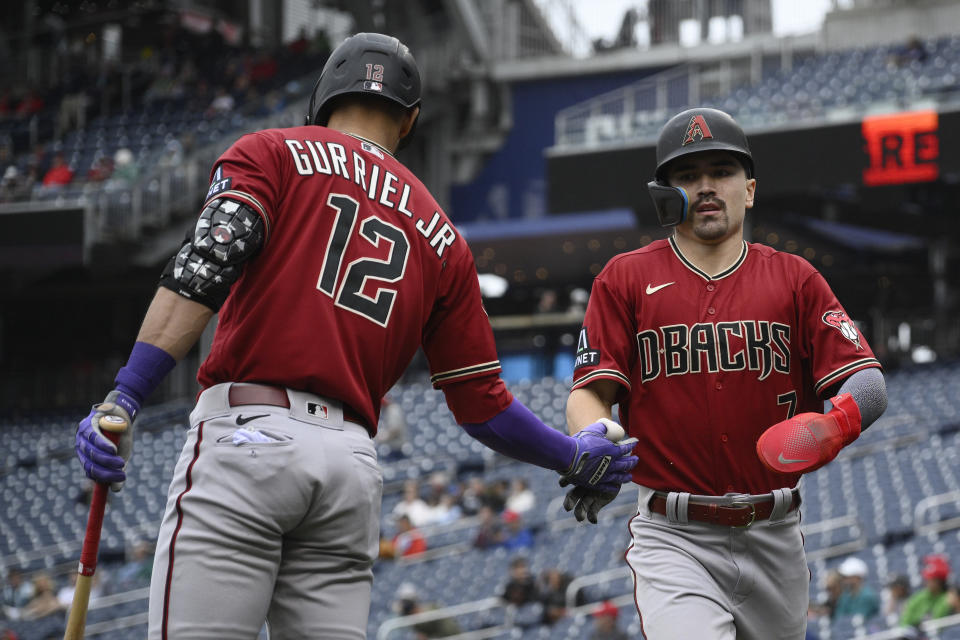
top-left (682, 115), bottom-right (713, 146)
top-left (575, 327), bottom-right (601, 370)
top-left (206, 165), bottom-right (232, 199)
top-left (822, 310), bottom-right (863, 351)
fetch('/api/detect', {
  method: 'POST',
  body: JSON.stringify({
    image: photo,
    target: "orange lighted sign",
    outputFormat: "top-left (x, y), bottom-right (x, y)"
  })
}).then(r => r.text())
top-left (862, 110), bottom-right (939, 186)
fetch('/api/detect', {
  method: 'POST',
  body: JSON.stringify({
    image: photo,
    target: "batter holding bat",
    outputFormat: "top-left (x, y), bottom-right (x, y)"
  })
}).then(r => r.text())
top-left (73, 32), bottom-right (637, 639)
top-left (564, 107), bottom-right (888, 639)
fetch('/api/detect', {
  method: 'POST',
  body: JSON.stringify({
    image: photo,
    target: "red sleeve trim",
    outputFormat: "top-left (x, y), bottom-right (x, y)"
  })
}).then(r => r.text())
top-left (430, 360), bottom-right (501, 388)
top-left (572, 369), bottom-right (632, 391)
top-left (815, 359), bottom-right (882, 395)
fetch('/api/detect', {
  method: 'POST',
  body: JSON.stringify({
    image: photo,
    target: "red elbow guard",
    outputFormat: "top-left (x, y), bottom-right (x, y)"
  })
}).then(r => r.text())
top-left (756, 392), bottom-right (863, 475)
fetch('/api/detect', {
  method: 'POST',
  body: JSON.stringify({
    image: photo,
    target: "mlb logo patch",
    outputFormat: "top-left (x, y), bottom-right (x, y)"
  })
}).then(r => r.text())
top-left (363, 80), bottom-right (383, 92)
top-left (306, 402), bottom-right (329, 419)
top-left (361, 141), bottom-right (384, 159)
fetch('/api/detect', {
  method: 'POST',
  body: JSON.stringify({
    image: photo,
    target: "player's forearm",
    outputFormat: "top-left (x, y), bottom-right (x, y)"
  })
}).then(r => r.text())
top-left (833, 367), bottom-right (886, 431)
top-left (136, 286), bottom-right (215, 360)
top-left (566, 383), bottom-right (617, 435)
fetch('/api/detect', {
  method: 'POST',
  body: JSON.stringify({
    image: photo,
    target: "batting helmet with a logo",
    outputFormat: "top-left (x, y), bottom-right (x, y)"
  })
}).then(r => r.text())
top-left (305, 33), bottom-right (421, 141)
top-left (646, 107), bottom-right (753, 226)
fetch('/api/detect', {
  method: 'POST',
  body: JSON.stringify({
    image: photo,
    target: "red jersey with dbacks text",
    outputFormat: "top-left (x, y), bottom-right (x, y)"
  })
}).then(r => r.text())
top-left (572, 237), bottom-right (881, 495)
top-left (195, 126), bottom-right (502, 430)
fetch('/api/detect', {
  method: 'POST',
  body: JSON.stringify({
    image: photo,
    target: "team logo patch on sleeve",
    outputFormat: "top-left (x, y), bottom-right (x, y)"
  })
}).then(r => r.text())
top-left (206, 165), bottom-right (232, 199)
top-left (575, 327), bottom-right (601, 370)
top-left (822, 310), bottom-right (863, 350)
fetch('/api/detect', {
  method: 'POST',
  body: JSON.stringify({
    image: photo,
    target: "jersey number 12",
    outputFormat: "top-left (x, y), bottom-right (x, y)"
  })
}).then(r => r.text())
top-left (317, 193), bottom-right (410, 327)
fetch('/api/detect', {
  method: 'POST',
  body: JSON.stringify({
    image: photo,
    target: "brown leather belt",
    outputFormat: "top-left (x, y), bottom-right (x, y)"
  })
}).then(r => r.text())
top-left (648, 490), bottom-right (801, 528)
top-left (227, 383), bottom-right (368, 430)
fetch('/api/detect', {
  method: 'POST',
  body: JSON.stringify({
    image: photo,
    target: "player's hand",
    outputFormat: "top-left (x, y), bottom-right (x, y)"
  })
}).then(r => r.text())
top-left (75, 390), bottom-right (138, 491)
top-left (756, 392), bottom-right (861, 475)
top-left (559, 420), bottom-right (638, 493)
top-left (563, 485), bottom-right (621, 524)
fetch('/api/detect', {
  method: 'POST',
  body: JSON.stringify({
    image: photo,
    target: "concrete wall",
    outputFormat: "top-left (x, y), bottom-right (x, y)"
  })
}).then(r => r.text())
top-left (822, 0), bottom-right (960, 50)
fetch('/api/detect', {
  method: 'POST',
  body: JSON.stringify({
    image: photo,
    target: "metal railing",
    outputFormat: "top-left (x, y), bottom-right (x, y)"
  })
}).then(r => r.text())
top-left (914, 490), bottom-right (960, 537)
top-left (801, 515), bottom-right (867, 563)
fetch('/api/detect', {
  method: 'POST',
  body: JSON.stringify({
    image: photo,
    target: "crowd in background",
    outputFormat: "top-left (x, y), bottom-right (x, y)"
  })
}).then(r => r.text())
top-left (0, 19), bottom-right (330, 205)
top-left (808, 552), bottom-right (960, 638)
top-left (0, 539), bottom-right (154, 635)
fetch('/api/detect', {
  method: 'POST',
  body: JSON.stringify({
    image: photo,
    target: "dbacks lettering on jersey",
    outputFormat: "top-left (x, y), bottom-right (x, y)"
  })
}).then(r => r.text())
top-left (284, 138), bottom-right (456, 258)
top-left (637, 320), bottom-right (790, 383)
top-left (575, 328), bottom-right (601, 370)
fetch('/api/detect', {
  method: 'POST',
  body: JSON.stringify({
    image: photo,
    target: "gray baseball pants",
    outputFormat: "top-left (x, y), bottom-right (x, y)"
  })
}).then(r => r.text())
top-left (625, 485), bottom-right (809, 640)
top-left (147, 383), bottom-right (383, 639)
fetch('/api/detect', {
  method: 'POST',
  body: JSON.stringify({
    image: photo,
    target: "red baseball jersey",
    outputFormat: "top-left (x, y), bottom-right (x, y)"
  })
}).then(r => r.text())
top-left (195, 126), bottom-right (503, 430)
top-left (572, 237), bottom-right (881, 495)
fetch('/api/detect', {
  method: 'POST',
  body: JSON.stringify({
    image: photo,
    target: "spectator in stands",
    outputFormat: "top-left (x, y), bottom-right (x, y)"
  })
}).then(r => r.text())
top-left (589, 600), bottom-right (628, 640)
top-left (810, 569), bottom-right (843, 620)
top-left (205, 86), bottom-right (236, 117)
top-left (505, 477), bottom-right (535, 514)
top-left (485, 478), bottom-right (509, 513)
top-left (501, 510), bottom-right (534, 550)
top-left (425, 471), bottom-right (451, 505)
top-left (1, 568), bottom-right (35, 614)
top-left (114, 540), bottom-right (154, 591)
top-left (14, 87), bottom-right (44, 120)
top-left (473, 505), bottom-right (506, 549)
top-left (391, 582), bottom-right (461, 639)
top-left (56, 572), bottom-right (102, 613)
top-left (40, 152), bottom-right (74, 188)
top-left (427, 492), bottom-right (462, 526)
top-left (882, 574), bottom-right (911, 628)
top-left (502, 556), bottom-right (538, 606)
top-left (86, 155), bottom-right (114, 183)
top-left (20, 573), bottom-right (62, 620)
top-left (390, 514), bottom-right (427, 558)
top-left (458, 477), bottom-right (489, 516)
top-left (901, 554), bottom-right (953, 628)
top-left (393, 479), bottom-right (432, 527)
top-left (834, 557), bottom-right (880, 620)
top-left (539, 568), bottom-right (578, 625)
top-left (108, 148), bottom-right (139, 187)
top-left (0, 166), bottom-right (33, 203)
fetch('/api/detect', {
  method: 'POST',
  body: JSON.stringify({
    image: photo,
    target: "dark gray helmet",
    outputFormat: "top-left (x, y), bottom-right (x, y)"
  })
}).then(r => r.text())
top-left (305, 32), bottom-right (421, 128)
top-left (653, 107), bottom-right (753, 181)
top-left (647, 107), bottom-right (753, 226)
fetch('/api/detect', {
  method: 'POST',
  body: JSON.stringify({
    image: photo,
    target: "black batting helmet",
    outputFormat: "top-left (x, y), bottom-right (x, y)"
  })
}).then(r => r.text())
top-left (653, 107), bottom-right (753, 182)
top-left (646, 107), bottom-right (753, 227)
top-left (306, 32), bottom-right (421, 129)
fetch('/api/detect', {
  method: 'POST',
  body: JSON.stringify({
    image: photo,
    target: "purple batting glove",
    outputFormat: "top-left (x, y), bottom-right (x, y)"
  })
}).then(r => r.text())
top-left (75, 390), bottom-right (138, 490)
top-left (558, 422), bottom-right (638, 493)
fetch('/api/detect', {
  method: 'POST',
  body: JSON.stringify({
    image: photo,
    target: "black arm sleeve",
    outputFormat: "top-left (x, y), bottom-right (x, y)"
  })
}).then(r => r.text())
top-left (159, 197), bottom-right (265, 311)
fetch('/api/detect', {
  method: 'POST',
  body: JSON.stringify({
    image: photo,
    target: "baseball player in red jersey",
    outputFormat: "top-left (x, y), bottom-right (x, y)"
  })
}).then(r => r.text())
top-left (73, 33), bottom-right (637, 639)
top-left (564, 107), bottom-right (888, 639)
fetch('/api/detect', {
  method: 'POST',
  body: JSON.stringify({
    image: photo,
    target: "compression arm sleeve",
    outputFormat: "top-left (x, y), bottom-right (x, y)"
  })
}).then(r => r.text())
top-left (462, 399), bottom-right (577, 472)
top-left (831, 367), bottom-right (887, 430)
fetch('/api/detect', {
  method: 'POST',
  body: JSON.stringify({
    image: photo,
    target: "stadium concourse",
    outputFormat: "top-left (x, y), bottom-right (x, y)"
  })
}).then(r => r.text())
top-left (1, 360), bottom-right (960, 639)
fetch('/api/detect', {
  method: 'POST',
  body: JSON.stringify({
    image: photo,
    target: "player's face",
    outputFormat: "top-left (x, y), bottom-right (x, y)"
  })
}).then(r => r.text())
top-left (666, 151), bottom-right (756, 244)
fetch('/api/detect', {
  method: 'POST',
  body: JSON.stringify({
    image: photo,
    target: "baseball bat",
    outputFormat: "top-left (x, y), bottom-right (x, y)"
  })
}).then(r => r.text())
top-left (64, 414), bottom-right (128, 640)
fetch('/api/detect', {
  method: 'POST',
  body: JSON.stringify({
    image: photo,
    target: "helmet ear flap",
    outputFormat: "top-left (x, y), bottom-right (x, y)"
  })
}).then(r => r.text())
top-left (647, 183), bottom-right (689, 227)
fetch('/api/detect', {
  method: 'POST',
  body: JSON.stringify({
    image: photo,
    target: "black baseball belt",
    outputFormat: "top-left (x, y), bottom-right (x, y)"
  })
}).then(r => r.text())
top-left (648, 488), bottom-right (801, 528)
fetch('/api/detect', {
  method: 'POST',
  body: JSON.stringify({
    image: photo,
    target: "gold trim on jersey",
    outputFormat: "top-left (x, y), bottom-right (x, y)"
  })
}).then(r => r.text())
top-left (205, 189), bottom-right (272, 240)
top-left (668, 236), bottom-right (748, 282)
top-left (815, 358), bottom-right (882, 394)
top-left (431, 361), bottom-right (502, 385)
top-left (572, 369), bottom-right (632, 391)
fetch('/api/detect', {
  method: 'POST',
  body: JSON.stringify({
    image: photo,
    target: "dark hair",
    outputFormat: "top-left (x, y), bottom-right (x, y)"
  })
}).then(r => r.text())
top-left (326, 92), bottom-right (413, 125)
